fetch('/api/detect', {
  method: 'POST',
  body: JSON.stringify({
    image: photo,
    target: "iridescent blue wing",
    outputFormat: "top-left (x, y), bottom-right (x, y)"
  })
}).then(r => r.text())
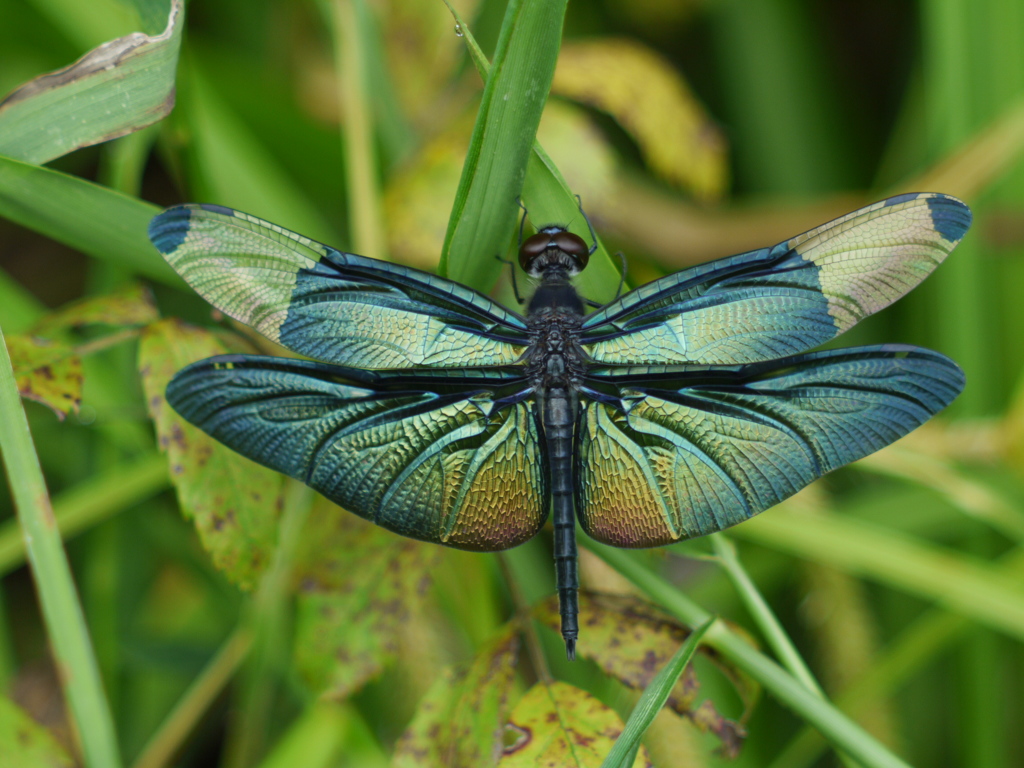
top-left (575, 346), bottom-right (964, 546)
top-left (149, 205), bottom-right (530, 368)
top-left (166, 357), bottom-right (545, 551)
top-left (581, 194), bottom-right (971, 365)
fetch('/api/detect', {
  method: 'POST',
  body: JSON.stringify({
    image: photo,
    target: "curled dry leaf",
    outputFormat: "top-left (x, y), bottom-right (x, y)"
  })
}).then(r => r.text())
top-left (0, 0), bottom-right (184, 165)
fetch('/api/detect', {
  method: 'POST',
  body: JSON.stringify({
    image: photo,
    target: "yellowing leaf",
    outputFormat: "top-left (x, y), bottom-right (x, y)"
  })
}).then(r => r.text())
top-left (394, 626), bottom-right (520, 768)
top-left (535, 592), bottom-right (747, 757)
top-left (293, 497), bottom-right (443, 698)
top-left (139, 319), bottom-right (283, 591)
top-left (6, 282), bottom-right (157, 419)
top-left (500, 682), bottom-right (650, 767)
top-left (34, 282), bottom-right (157, 334)
top-left (384, 115), bottom-right (473, 271)
top-left (6, 335), bottom-right (82, 419)
top-left (553, 38), bottom-right (727, 201)
top-left (0, 695), bottom-right (73, 768)
top-left (536, 101), bottom-right (617, 214)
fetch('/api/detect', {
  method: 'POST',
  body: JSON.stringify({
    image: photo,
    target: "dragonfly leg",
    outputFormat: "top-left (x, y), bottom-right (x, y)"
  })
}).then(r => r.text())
top-left (495, 253), bottom-right (525, 305)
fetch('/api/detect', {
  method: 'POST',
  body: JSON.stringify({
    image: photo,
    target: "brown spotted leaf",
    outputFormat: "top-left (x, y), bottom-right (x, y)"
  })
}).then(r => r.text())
top-left (6, 335), bottom-right (83, 419)
top-left (294, 496), bottom-right (443, 699)
top-left (536, 591), bottom-right (747, 757)
top-left (552, 38), bottom-right (727, 201)
top-left (499, 682), bottom-right (650, 767)
top-left (33, 282), bottom-right (158, 333)
top-left (393, 625), bottom-right (520, 768)
top-left (8, 282), bottom-right (159, 418)
top-left (0, 695), bottom-right (73, 768)
top-left (139, 318), bottom-right (283, 590)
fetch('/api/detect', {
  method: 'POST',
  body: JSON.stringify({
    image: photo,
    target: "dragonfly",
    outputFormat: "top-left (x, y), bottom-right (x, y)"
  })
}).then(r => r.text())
top-left (150, 192), bottom-right (970, 659)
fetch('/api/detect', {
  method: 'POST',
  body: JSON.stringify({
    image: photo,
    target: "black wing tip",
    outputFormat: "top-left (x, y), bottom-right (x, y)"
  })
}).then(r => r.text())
top-left (882, 192), bottom-right (972, 243)
top-left (924, 193), bottom-right (972, 243)
top-left (149, 203), bottom-right (246, 254)
top-left (148, 205), bottom-right (193, 255)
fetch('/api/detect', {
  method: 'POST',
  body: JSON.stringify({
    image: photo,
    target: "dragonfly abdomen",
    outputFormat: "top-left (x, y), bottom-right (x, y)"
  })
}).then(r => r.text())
top-left (540, 385), bottom-right (580, 660)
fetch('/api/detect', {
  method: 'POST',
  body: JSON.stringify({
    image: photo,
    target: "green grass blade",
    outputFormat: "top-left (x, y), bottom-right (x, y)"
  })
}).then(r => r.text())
top-left (772, 547), bottom-right (1024, 768)
top-left (253, 703), bottom-right (349, 768)
top-left (600, 616), bottom-right (716, 768)
top-left (175, 55), bottom-right (337, 244)
top-left (443, 0), bottom-right (620, 300)
top-left (222, 482), bottom-right (315, 768)
top-left (439, 0), bottom-right (568, 289)
top-left (730, 503), bottom-right (1024, 642)
top-left (0, 154), bottom-right (177, 285)
top-left (21, 0), bottom-right (139, 50)
top-left (131, 627), bottom-right (253, 768)
top-left (0, 324), bottom-right (122, 768)
top-left (0, 0), bottom-right (182, 165)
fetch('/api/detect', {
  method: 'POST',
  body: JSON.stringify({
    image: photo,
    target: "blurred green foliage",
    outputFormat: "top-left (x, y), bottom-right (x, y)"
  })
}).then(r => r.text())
top-left (1, 0), bottom-right (1024, 767)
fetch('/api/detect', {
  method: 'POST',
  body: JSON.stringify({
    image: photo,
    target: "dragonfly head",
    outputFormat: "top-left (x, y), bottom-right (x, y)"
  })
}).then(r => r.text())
top-left (519, 225), bottom-right (590, 279)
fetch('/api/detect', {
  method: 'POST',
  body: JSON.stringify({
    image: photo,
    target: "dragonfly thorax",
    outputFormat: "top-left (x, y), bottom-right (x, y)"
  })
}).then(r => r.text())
top-left (525, 304), bottom-right (585, 391)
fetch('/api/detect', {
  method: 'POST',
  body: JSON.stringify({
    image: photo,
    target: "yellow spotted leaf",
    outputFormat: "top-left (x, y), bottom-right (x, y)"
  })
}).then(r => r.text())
top-left (0, 695), bottom-right (73, 768)
top-left (293, 496), bottom-right (443, 699)
top-left (6, 335), bottom-right (82, 419)
top-left (139, 318), bottom-right (283, 590)
top-left (393, 625), bottom-right (520, 768)
top-left (7, 282), bottom-right (158, 419)
top-left (500, 682), bottom-right (650, 767)
top-left (552, 38), bottom-right (727, 201)
top-left (535, 591), bottom-right (748, 757)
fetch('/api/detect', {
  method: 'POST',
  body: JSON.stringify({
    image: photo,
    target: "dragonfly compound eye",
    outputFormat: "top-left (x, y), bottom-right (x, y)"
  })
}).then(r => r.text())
top-left (519, 232), bottom-right (552, 272)
top-left (553, 231), bottom-right (590, 270)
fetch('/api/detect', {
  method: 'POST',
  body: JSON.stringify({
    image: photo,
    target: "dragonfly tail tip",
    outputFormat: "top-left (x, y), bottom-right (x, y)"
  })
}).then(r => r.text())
top-left (565, 638), bottom-right (576, 661)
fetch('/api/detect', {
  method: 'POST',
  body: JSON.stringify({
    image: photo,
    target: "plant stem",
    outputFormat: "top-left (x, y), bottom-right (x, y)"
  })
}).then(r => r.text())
top-left (330, 0), bottom-right (386, 259)
top-left (0, 452), bottom-right (167, 577)
top-left (710, 534), bottom-right (864, 768)
top-left (131, 627), bottom-right (253, 768)
top-left (221, 481), bottom-right (314, 768)
top-left (710, 534), bottom-right (824, 695)
top-left (73, 327), bottom-right (142, 358)
top-left (0, 324), bottom-right (122, 768)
